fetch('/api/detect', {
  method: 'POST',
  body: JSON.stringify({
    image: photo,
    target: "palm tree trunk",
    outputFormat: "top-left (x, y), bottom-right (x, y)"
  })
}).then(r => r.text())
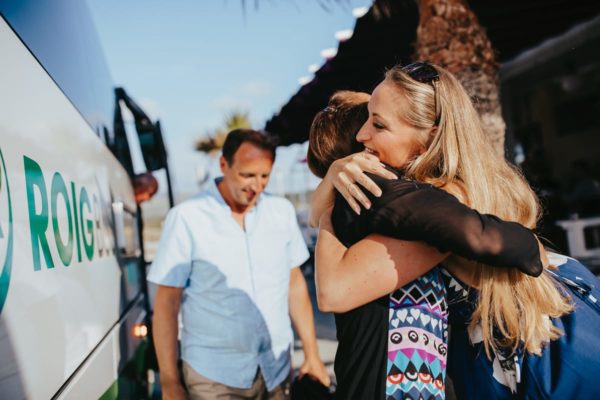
top-left (414, 0), bottom-right (506, 157)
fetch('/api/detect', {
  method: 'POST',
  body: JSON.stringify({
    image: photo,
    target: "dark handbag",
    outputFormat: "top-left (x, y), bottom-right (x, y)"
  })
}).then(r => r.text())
top-left (290, 375), bottom-right (334, 400)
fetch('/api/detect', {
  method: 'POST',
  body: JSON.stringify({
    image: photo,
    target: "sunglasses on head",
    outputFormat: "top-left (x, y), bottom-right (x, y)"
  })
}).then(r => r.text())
top-left (401, 61), bottom-right (441, 125)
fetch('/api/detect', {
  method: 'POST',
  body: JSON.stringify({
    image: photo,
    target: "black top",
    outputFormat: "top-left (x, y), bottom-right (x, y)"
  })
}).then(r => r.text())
top-left (330, 173), bottom-right (541, 400)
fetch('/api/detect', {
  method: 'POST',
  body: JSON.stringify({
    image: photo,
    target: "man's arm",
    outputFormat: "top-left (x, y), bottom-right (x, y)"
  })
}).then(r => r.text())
top-left (288, 267), bottom-right (331, 387)
top-left (153, 285), bottom-right (187, 400)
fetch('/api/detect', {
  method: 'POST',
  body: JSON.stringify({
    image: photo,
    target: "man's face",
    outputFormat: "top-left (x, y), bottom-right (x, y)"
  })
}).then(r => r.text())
top-left (219, 142), bottom-right (274, 210)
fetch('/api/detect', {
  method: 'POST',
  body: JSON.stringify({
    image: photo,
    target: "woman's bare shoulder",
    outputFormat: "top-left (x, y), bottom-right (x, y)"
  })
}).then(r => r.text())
top-left (439, 181), bottom-right (469, 205)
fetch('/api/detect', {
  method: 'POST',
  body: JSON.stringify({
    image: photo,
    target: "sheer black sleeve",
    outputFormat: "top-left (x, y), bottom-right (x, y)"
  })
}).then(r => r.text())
top-left (332, 173), bottom-right (542, 277)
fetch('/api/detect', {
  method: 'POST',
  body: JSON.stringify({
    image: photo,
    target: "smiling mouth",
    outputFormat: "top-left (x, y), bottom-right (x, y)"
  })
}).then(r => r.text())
top-left (364, 148), bottom-right (379, 157)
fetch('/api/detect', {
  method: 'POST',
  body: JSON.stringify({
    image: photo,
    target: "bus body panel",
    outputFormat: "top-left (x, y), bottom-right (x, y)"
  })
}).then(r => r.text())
top-left (0, 16), bottom-right (142, 399)
top-left (56, 297), bottom-right (147, 400)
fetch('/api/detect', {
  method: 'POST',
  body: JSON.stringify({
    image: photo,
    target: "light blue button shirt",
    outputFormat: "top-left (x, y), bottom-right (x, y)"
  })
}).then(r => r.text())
top-left (147, 178), bottom-right (309, 390)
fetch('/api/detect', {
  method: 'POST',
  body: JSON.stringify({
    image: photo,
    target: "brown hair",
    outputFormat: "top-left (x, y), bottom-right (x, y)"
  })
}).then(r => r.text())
top-left (307, 91), bottom-right (370, 178)
top-left (222, 128), bottom-right (277, 165)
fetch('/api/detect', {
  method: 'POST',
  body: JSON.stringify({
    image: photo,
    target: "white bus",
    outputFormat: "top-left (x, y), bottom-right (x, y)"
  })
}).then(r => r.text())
top-left (0, 1), bottom-right (166, 398)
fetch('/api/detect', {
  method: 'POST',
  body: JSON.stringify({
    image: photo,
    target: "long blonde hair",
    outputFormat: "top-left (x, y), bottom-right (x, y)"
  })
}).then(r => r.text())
top-left (385, 64), bottom-right (572, 357)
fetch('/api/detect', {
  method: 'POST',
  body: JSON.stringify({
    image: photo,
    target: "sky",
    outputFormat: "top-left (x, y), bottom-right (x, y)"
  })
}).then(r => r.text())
top-left (86, 0), bottom-right (372, 200)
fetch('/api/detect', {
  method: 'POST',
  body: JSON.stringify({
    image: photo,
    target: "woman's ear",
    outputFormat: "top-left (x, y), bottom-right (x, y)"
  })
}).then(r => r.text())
top-left (427, 126), bottom-right (438, 146)
top-left (415, 126), bottom-right (437, 156)
top-left (416, 125), bottom-right (437, 155)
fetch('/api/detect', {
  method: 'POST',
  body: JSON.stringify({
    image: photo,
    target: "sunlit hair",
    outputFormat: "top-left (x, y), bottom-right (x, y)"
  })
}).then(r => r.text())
top-left (384, 64), bottom-right (572, 357)
top-left (307, 91), bottom-right (369, 178)
top-left (222, 128), bottom-right (277, 165)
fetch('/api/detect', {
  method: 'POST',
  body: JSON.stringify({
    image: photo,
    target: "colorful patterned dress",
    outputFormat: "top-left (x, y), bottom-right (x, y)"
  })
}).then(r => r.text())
top-left (386, 268), bottom-right (448, 400)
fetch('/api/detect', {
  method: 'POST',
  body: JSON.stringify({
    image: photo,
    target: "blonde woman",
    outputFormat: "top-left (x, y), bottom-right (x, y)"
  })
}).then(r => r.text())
top-left (308, 90), bottom-right (544, 400)
top-left (312, 63), bottom-right (600, 399)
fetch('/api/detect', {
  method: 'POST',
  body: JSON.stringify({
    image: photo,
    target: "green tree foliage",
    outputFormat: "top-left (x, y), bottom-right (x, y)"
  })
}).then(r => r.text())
top-left (195, 110), bottom-right (251, 155)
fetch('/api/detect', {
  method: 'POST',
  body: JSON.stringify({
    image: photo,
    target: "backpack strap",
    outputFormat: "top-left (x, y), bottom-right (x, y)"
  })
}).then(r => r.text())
top-left (546, 257), bottom-right (600, 314)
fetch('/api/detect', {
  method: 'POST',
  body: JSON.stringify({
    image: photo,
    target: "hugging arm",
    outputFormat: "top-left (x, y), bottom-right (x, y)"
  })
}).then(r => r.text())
top-left (311, 152), bottom-right (544, 276)
top-left (312, 154), bottom-right (544, 312)
top-left (365, 177), bottom-right (543, 276)
top-left (309, 152), bottom-right (396, 227)
top-left (315, 210), bottom-right (446, 313)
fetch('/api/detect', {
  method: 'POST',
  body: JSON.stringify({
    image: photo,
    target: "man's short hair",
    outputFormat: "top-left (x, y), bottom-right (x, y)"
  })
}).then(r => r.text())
top-left (222, 129), bottom-right (278, 165)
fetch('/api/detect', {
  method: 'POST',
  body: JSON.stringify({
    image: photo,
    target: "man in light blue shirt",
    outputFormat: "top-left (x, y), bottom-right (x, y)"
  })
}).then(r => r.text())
top-left (149, 129), bottom-right (329, 400)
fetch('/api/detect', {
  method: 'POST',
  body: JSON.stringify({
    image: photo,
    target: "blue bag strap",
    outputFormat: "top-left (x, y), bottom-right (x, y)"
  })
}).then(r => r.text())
top-left (546, 262), bottom-right (600, 314)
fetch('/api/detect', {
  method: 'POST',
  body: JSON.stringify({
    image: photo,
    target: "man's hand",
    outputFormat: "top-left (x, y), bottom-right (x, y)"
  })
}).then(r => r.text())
top-left (160, 381), bottom-right (187, 400)
top-left (299, 356), bottom-right (331, 388)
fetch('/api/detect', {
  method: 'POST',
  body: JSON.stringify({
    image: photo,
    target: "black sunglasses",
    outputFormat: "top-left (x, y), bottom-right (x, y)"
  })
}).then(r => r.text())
top-left (401, 61), bottom-right (441, 125)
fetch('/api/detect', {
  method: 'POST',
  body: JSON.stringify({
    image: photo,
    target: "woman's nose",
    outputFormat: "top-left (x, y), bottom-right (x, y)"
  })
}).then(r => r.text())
top-left (356, 125), bottom-right (370, 142)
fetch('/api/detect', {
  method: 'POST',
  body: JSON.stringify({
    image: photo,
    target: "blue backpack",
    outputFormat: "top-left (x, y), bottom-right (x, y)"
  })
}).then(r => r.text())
top-left (446, 254), bottom-right (600, 399)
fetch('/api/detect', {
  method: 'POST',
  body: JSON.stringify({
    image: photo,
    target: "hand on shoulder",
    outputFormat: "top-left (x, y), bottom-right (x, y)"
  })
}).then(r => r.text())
top-left (327, 151), bottom-right (397, 214)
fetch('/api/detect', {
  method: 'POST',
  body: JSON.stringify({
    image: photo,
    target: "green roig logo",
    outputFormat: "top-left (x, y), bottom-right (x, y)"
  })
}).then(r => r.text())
top-left (23, 156), bottom-right (114, 271)
top-left (0, 148), bottom-right (14, 313)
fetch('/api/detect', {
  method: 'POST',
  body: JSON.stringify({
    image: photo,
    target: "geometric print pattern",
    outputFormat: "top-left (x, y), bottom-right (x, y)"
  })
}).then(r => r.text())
top-left (386, 268), bottom-right (448, 400)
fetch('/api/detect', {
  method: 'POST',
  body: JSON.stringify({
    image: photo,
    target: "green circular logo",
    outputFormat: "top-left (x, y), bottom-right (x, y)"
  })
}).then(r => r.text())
top-left (0, 148), bottom-right (14, 313)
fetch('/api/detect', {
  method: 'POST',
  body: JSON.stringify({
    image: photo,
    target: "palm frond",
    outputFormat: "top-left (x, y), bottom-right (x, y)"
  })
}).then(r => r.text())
top-left (195, 110), bottom-right (252, 154)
